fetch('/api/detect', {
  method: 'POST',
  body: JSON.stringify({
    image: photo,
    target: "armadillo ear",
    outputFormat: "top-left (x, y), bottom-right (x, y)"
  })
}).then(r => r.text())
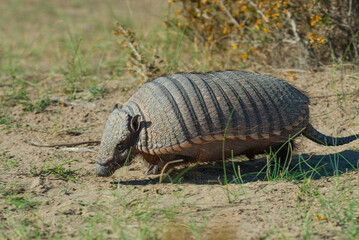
top-left (112, 104), bottom-right (119, 112)
top-left (130, 115), bottom-right (141, 132)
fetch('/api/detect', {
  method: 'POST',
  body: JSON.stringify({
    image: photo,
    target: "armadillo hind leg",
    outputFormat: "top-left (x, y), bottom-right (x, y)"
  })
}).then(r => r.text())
top-left (272, 140), bottom-right (295, 163)
top-left (303, 123), bottom-right (359, 146)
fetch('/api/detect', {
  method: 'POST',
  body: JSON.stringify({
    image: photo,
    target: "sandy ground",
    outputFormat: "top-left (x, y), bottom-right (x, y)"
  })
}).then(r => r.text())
top-left (1, 67), bottom-right (359, 239)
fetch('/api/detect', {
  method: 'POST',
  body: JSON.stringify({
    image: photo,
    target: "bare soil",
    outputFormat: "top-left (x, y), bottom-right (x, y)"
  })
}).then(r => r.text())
top-left (1, 67), bottom-right (359, 239)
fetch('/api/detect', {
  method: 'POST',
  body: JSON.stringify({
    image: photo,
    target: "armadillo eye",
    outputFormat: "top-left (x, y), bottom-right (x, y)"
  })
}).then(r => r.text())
top-left (117, 143), bottom-right (126, 152)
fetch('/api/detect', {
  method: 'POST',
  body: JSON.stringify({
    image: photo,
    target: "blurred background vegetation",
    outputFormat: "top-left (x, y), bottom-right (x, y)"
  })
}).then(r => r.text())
top-left (0, 0), bottom-right (358, 109)
top-left (168, 0), bottom-right (359, 67)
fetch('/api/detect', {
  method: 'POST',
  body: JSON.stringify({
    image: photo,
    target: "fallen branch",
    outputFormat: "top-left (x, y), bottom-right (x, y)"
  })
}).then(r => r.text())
top-left (24, 139), bottom-right (100, 148)
top-left (61, 148), bottom-right (97, 153)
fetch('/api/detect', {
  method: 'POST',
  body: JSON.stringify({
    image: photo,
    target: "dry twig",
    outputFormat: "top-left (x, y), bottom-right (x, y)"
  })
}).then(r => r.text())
top-left (24, 139), bottom-right (100, 148)
top-left (61, 148), bottom-right (97, 153)
top-left (219, 0), bottom-right (240, 26)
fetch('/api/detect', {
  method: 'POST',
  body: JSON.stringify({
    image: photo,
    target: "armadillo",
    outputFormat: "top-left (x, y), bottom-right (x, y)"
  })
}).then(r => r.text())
top-left (96, 71), bottom-right (359, 176)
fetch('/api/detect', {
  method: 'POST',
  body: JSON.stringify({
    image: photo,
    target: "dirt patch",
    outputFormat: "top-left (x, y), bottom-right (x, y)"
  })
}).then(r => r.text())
top-left (1, 67), bottom-right (359, 239)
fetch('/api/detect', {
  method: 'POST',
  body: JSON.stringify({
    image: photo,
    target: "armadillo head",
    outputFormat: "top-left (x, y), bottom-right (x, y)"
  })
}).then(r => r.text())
top-left (96, 104), bottom-right (141, 177)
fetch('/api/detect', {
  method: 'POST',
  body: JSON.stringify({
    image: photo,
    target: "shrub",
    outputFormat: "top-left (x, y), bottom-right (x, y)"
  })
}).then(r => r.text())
top-left (167, 0), bottom-right (359, 67)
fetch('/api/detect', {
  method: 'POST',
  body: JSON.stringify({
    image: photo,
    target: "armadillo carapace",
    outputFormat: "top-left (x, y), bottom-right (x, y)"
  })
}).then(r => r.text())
top-left (96, 71), bottom-right (359, 176)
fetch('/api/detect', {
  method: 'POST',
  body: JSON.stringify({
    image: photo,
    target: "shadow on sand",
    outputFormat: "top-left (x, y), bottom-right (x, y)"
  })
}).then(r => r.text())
top-left (112, 150), bottom-right (359, 186)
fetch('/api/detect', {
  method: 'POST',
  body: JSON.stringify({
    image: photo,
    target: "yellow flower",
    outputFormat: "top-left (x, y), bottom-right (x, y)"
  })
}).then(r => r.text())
top-left (265, 9), bottom-right (270, 19)
top-left (287, 71), bottom-right (296, 80)
top-left (310, 15), bottom-right (321, 26)
top-left (238, 23), bottom-right (244, 28)
top-left (276, 22), bottom-right (282, 28)
top-left (316, 214), bottom-right (326, 220)
top-left (283, 1), bottom-right (288, 5)
top-left (263, 28), bottom-right (269, 33)
top-left (272, 13), bottom-right (279, 19)
top-left (240, 52), bottom-right (248, 60)
top-left (175, 10), bottom-right (181, 15)
top-left (254, 24), bottom-right (260, 30)
top-left (256, 19), bottom-right (262, 24)
top-left (307, 33), bottom-right (315, 44)
top-left (311, 15), bottom-right (321, 21)
top-left (232, 43), bottom-right (237, 50)
top-left (240, 5), bottom-right (247, 12)
top-left (222, 28), bottom-right (228, 34)
top-left (169, 0), bottom-right (174, 3)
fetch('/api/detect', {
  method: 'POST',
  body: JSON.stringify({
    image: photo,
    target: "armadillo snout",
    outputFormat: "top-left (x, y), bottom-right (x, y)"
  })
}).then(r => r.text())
top-left (96, 163), bottom-right (117, 177)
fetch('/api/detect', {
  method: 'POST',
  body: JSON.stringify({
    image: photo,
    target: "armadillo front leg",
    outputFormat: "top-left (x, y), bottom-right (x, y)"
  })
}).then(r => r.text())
top-left (143, 154), bottom-right (163, 175)
top-left (145, 163), bottom-right (162, 175)
top-left (142, 153), bottom-right (190, 175)
top-left (145, 164), bottom-right (160, 175)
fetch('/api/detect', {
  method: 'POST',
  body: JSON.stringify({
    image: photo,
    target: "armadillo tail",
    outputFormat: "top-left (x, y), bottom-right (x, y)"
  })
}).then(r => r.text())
top-left (302, 124), bottom-right (359, 146)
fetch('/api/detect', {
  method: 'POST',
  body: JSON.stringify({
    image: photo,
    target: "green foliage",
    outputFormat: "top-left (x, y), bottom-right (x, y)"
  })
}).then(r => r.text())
top-left (0, 107), bottom-right (10, 129)
top-left (1, 153), bottom-right (18, 169)
top-left (22, 97), bottom-right (50, 112)
top-left (1, 185), bottom-right (37, 210)
top-left (30, 159), bottom-right (81, 182)
top-left (87, 82), bottom-right (105, 100)
top-left (64, 35), bottom-right (86, 99)
top-left (8, 196), bottom-right (38, 209)
top-left (295, 179), bottom-right (359, 239)
top-left (3, 76), bottom-right (29, 104)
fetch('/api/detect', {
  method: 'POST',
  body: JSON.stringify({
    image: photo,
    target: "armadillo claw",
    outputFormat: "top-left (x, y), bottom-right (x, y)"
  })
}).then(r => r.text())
top-left (145, 164), bottom-right (160, 175)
